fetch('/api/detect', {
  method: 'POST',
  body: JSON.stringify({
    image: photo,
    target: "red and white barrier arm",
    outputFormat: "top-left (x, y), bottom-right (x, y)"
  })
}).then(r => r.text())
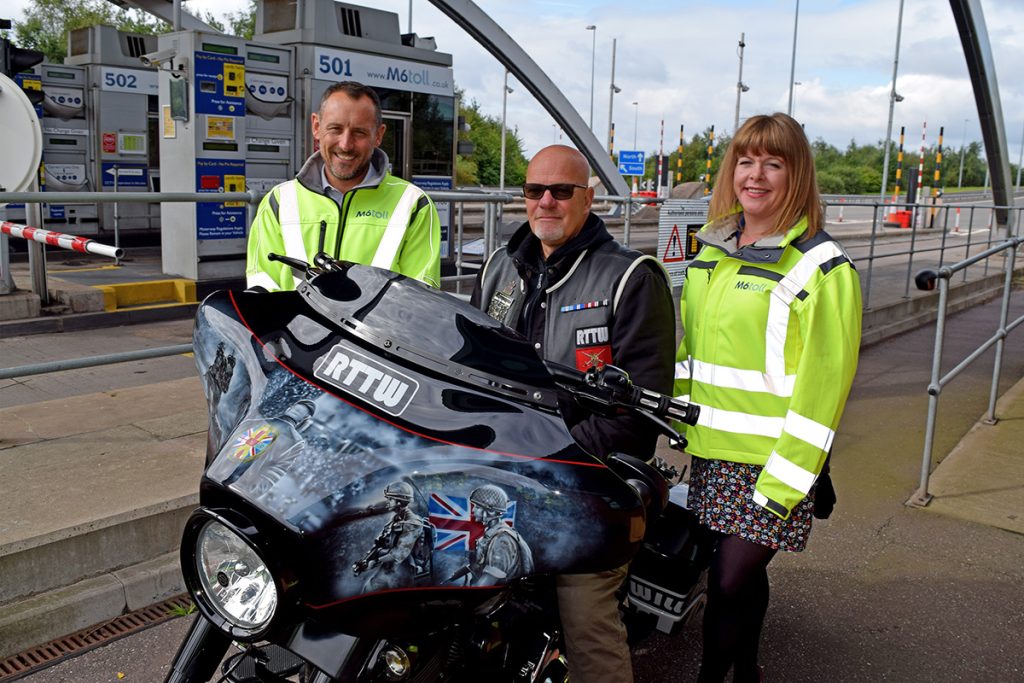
top-left (1, 221), bottom-right (123, 260)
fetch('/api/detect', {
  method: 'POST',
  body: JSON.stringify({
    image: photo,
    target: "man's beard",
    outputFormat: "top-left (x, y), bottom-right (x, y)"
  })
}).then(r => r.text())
top-left (328, 159), bottom-right (370, 182)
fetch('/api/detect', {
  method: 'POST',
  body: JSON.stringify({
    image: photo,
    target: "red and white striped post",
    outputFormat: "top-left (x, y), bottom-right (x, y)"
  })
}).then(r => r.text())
top-left (953, 207), bottom-right (961, 233)
top-left (838, 198), bottom-right (846, 222)
top-left (1, 221), bottom-right (123, 260)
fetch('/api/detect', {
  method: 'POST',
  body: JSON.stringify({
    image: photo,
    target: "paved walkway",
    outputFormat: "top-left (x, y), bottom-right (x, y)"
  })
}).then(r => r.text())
top-left (1, 235), bottom-right (1022, 679)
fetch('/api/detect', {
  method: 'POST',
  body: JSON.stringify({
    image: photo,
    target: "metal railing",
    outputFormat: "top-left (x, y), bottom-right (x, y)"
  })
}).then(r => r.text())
top-left (2, 190), bottom-right (1019, 386)
top-left (818, 199), bottom-right (1022, 310)
top-left (907, 231), bottom-right (1024, 506)
top-left (0, 188), bottom-right (514, 301)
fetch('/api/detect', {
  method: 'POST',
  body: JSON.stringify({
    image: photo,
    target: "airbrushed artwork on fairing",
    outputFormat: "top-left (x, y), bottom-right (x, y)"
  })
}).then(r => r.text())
top-left (192, 294), bottom-right (636, 600)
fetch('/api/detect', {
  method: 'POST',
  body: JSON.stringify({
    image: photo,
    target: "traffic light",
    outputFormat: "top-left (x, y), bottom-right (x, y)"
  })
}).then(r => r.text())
top-left (0, 21), bottom-right (45, 105)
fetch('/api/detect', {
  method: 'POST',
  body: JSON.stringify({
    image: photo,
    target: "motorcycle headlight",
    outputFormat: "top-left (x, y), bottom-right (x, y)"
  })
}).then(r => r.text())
top-left (194, 518), bottom-right (278, 632)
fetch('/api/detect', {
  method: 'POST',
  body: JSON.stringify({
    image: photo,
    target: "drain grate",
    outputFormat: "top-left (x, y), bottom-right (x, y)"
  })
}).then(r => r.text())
top-left (0, 594), bottom-right (194, 681)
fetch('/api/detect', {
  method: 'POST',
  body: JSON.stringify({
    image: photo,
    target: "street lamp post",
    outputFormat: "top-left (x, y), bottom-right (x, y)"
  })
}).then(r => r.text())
top-left (879, 0), bottom-right (906, 206)
top-left (787, 0), bottom-right (799, 117)
top-left (607, 38), bottom-right (620, 154)
top-left (499, 70), bottom-right (513, 191)
top-left (1016, 119), bottom-right (1023, 193)
top-left (791, 82), bottom-right (802, 118)
top-left (586, 25), bottom-right (596, 131)
top-left (734, 32), bottom-right (749, 131)
top-left (632, 101), bottom-right (639, 151)
top-left (958, 118), bottom-right (969, 188)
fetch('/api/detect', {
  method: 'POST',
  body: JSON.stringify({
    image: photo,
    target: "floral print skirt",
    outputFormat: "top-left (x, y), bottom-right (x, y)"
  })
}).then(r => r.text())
top-left (687, 456), bottom-right (815, 552)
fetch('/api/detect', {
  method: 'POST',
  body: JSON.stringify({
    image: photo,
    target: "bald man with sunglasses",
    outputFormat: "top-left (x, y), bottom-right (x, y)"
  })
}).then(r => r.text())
top-left (471, 144), bottom-right (675, 683)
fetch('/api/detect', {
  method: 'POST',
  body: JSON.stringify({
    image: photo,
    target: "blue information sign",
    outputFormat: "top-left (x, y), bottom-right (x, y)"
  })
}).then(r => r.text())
top-left (618, 150), bottom-right (645, 176)
top-left (194, 51), bottom-right (246, 117)
top-left (195, 158), bottom-right (246, 240)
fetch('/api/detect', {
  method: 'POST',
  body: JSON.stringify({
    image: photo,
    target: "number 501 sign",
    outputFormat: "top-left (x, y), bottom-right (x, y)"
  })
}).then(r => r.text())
top-left (100, 67), bottom-right (158, 95)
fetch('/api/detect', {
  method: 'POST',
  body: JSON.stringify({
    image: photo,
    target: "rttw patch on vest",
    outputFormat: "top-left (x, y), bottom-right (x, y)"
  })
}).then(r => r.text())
top-left (313, 342), bottom-right (419, 416)
top-left (575, 325), bottom-right (609, 346)
top-left (560, 299), bottom-right (609, 313)
top-left (487, 279), bottom-right (517, 323)
top-left (575, 345), bottom-right (612, 371)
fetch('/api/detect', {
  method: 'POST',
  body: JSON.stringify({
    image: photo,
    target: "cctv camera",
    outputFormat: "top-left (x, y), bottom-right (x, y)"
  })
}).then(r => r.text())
top-left (141, 48), bottom-right (178, 68)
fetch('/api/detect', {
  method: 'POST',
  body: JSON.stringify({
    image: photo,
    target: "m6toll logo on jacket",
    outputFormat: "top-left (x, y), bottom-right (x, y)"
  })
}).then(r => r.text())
top-left (314, 342), bottom-right (418, 416)
top-left (354, 209), bottom-right (390, 220)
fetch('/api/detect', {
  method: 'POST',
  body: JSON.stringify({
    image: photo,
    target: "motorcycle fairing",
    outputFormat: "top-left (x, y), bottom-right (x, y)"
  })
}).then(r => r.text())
top-left (192, 264), bottom-right (644, 624)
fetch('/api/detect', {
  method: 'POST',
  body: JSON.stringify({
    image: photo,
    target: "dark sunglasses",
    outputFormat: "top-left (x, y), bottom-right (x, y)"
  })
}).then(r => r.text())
top-left (522, 183), bottom-right (587, 200)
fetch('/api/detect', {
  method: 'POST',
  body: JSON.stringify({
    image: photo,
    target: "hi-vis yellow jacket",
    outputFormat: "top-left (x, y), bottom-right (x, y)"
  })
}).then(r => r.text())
top-left (674, 211), bottom-right (862, 520)
top-left (246, 151), bottom-right (441, 291)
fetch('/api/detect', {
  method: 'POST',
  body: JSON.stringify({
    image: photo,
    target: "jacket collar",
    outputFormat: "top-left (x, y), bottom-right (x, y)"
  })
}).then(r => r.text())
top-left (296, 147), bottom-right (390, 194)
top-left (503, 210), bottom-right (606, 270)
top-left (698, 206), bottom-right (809, 264)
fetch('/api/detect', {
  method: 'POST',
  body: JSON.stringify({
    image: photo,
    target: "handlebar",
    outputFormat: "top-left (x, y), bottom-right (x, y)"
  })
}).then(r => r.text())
top-left (545, 361), bottom-right (700, 450)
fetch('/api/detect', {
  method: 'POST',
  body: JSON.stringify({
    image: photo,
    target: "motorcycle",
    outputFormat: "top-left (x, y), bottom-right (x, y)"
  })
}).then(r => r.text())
top-left (164, 253), bottom-right (711, 683)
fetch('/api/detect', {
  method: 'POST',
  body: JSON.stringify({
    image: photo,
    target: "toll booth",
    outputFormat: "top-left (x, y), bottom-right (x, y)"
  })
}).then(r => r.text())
top-left (253, 0), bottom-right (457, 257)
top-left (155, 30), bottom-right (296, 282)
top-left (37, 63), bottom-right (99, 231)
top-left (0, 64), bottom-right (98, 232)
top-left (64, 25), bottom-right (161, 236)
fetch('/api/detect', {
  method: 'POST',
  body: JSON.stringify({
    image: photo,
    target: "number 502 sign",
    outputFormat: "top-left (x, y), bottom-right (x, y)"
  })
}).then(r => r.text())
top-left (100, 67), bottom-right (158, 95)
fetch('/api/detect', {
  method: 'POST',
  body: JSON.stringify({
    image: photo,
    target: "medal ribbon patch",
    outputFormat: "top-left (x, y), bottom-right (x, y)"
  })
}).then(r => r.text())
top-left (560, 299), bottom-right (609, 313)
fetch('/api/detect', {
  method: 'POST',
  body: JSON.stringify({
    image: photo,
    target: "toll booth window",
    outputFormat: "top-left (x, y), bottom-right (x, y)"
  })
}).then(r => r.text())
top-left (411, 94), bottom-right (454, 178)
top-left (376, 89), bottom-right (411, 113)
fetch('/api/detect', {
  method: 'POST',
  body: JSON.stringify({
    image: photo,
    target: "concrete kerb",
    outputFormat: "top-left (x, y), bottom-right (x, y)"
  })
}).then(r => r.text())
top-left (0, 552), bottom-right (184, 659)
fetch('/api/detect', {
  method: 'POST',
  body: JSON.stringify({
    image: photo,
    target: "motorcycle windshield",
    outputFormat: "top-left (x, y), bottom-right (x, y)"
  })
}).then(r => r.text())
top-left (193, 263), bottom-right (643, 606)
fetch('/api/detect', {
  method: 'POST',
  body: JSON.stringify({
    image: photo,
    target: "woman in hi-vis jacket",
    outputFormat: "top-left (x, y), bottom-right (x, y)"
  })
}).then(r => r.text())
top-left (674, 112), bottom-right (862, 682)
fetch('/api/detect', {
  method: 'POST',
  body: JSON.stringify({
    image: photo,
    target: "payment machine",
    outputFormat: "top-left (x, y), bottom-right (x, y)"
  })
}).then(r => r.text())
top-left (155, 30), bottom-right (296, 282)
top-left (65, 25), bottom-right (161, 235)
top-left (0, 63), bottom-right (98, 233)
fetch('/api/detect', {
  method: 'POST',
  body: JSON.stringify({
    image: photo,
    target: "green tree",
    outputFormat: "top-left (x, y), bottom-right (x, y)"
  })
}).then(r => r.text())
top-left (223, 0), bottom-right (257, 40)
top-left (12, 0), bottom-right (167, 63)
top-left (457, 97), bottom-right (528, 187)
top-left (10, 0), bottom-right (256, 63)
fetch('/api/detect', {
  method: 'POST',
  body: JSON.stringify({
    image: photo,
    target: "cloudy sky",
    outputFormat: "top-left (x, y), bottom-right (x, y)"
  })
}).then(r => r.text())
top-left (3, 0), bottom-right (1022, 161)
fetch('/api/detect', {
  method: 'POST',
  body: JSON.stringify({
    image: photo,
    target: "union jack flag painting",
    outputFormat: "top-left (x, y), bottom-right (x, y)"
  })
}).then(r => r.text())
top-left (230, 425), bottom-right (277, 462)
top-left (428, 493), bottom-right (517, 552)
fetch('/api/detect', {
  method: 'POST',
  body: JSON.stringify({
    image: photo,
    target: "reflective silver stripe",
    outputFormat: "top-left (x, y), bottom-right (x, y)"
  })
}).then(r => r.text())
top-left (764, 450), bottom-right (817, 494)
top-left (277, 182), bottom-right (305, 289)
top-left (752, 489), bottom-right (789, 517)
top-left (371, 184), bottom-right (422, 270)
top-left (246, 271), bottom-right (281, 291)
top-left (675, 358), bottom-right (691, 380)
top-left (784, 409), bottom-right (835, 451)
top-left (696, 404), bottom-right (784, 438)
top-left (691, 358), bottom-right (795, 397)
top-left (763, 240), bottom-right (846, 378)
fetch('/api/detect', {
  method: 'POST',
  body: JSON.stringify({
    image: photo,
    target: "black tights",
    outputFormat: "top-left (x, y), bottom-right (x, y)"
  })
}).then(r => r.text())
top-left (697, 534), bottom-right (777, 683)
